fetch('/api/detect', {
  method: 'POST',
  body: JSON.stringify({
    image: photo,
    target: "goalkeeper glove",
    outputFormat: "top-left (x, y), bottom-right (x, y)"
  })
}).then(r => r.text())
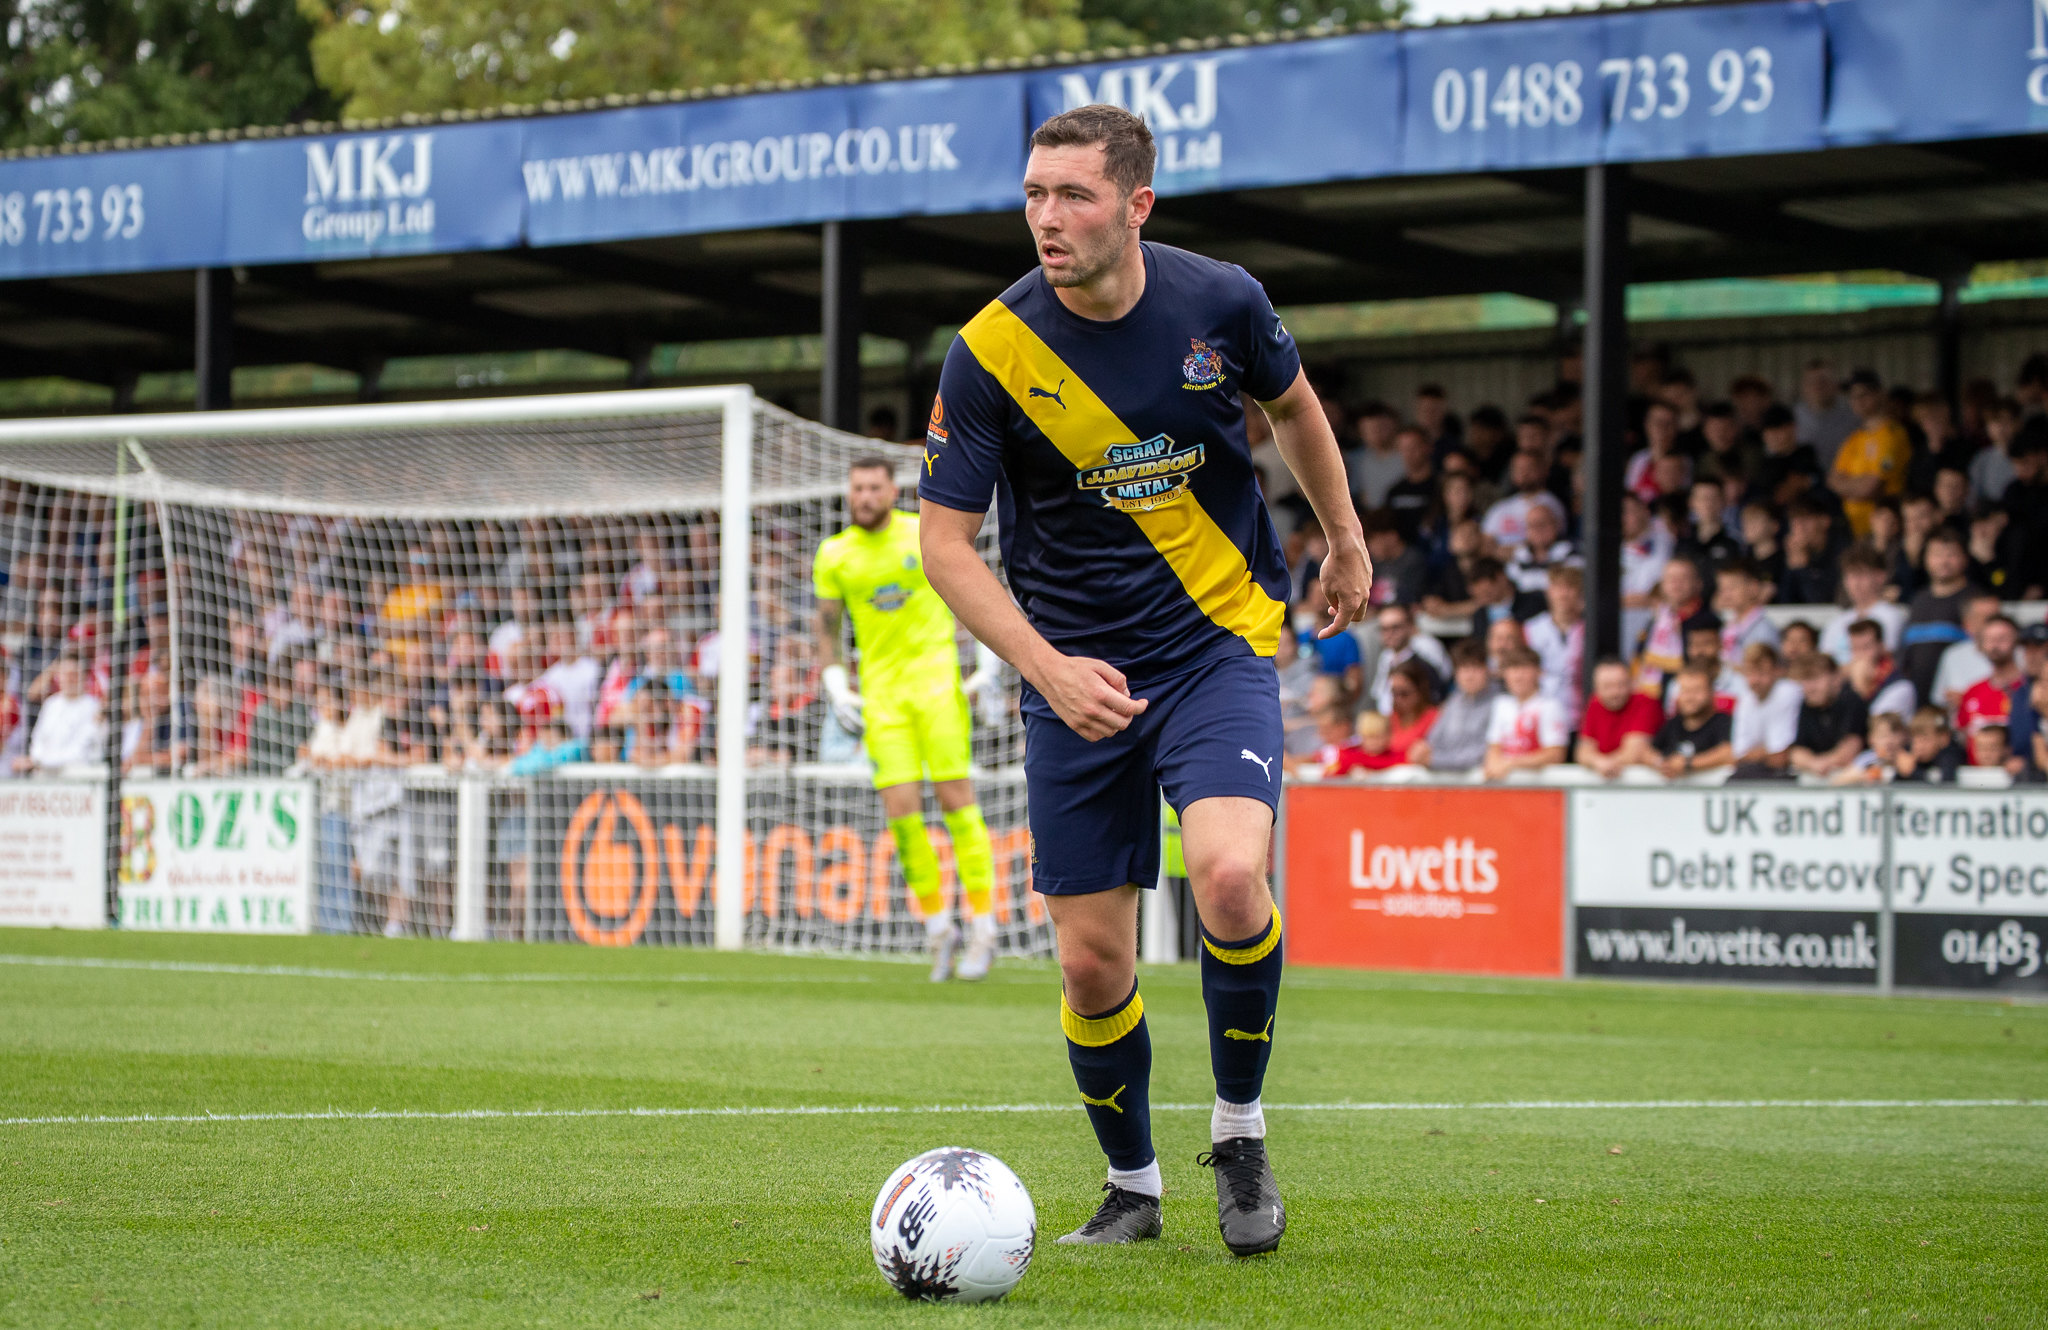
top-left (962, 643), bottom-right (1007, 727)
top-left (822, 664), bottom-right (865, 736)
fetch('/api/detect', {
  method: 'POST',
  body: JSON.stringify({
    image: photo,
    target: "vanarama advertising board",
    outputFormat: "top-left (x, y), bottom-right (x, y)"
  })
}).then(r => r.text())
top-left (1571, 789), bottom-right (1882, 985)
top-left (1283, 785), bottom-right (1564, 976)
top-left (116, 778), bottom-right (313, 934)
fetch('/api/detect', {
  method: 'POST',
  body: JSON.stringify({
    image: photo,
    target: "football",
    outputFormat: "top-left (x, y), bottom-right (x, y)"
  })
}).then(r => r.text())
top-left (870, 1147), bottom-right (1036, 1302)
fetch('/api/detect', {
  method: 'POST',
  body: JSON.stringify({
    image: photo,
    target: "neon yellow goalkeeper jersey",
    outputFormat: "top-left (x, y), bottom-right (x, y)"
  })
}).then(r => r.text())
top-left (812, 512), bottom-right (961, 700)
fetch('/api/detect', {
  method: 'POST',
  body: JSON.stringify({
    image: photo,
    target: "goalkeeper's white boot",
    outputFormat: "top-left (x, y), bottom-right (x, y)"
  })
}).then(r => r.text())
top-left (927, 918), bottom-right (962, 983)
top-left (957, 916), bottom-right (997, 982)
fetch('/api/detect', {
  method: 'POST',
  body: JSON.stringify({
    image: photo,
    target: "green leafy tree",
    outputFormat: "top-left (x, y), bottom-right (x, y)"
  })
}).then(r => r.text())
top-left (302, 0), bottom-right (1093, 121)
top-left (1082, 0), bottom-right (1402, 46)
top-left (0, 0), bottom-right (336, 148)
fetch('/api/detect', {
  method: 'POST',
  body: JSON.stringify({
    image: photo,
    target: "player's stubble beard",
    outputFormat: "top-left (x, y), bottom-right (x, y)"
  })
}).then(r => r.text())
top-left (1039, 205), bottom-right (1131, 290)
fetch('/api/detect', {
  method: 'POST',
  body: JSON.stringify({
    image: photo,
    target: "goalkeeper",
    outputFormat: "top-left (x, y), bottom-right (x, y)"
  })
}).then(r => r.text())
top-left (815, 455), bottom-right (1003, 980)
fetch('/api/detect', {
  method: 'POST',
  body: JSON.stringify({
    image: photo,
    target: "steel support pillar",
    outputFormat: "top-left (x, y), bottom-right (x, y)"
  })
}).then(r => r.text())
top-left (1580, 164), bottom-right (1630, 687)
top-left (820, 221), bottom-right (863, 432)
top-left (195, 267), bottom-right (234, 411)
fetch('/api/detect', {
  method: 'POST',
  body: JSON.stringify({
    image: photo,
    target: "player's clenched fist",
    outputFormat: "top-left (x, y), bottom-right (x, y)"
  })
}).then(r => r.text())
top-left (1033, 654), bottom-right (1148, 741)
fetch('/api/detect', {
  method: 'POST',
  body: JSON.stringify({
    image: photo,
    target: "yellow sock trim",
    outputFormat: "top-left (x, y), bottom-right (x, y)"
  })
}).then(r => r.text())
top-left (1202, 908), bottom-right (1283, 965)
top-left (943, 804), bottom-right (994, 917)
top-left (1060, 989), bottom-right (1144, 1047)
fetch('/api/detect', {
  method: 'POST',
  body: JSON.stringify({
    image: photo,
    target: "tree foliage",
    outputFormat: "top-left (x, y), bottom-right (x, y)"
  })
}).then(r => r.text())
top-left (302, 0), bottom-right (1094, 121)
top-left (0, 0), bottom-right (335, 148)
top-left (1081, 0), bottom-right (1401, 46)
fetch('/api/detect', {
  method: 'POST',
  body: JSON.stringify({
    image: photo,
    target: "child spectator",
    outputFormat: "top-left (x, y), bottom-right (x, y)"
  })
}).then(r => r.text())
top-left (1896, 706), bottom-right (1965, 784)
top-left (1778, 497), bottom-right (1841, 604)
top-left (1652, 663), bottom-right (1736, 778)
top-left (1820, 544), bottom-right (1907, 661)
top-left (1327, 712), bottom-right (1405, 777)
top-left (1836, 711), bottom-right (1908, 785)
top-left (1410, 640), bottom-right (1497, 775)
top-left (1788, 653), bottom-right (1868, 778)
top-left (1482, 646), bottom-right (1569, 781)
top-left (1715, 559), bottom-right (1781, 659)
top-left (1575, 656), bottom-right (1663, 779)
top-left (1970, 724), bottom-right (2016, 779)
top-left (1295, 696), bottom-right (1363, 778)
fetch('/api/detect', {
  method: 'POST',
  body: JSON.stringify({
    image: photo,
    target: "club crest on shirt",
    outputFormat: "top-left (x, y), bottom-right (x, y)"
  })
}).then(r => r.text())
top-left (1181, 338), bottom-right (1224, 390)
top-left (1075, 434), bottom-right (1207, 513)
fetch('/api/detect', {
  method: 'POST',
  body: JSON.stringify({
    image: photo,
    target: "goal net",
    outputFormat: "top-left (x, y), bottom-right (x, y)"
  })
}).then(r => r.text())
top-left (0, 388), bottom-right (1049, 958)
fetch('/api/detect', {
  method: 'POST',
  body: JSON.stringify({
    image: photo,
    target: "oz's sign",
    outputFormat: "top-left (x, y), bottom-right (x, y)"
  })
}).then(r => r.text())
top-left (116, 779), bottom-right (312, 934)
top-left (1571, 789), bottom-right (1882, 984)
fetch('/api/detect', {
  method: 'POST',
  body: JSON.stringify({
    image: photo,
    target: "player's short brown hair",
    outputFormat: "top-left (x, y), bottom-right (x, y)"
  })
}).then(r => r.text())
top-left (848, 455), bottom-right (895, 477)
top-left (1030, 105), bottom-right (1156, 197)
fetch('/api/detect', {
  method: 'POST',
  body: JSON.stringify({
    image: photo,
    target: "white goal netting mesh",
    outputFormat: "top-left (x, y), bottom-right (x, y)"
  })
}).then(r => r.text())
top-left (0, 391), bottom-right (1047, 957)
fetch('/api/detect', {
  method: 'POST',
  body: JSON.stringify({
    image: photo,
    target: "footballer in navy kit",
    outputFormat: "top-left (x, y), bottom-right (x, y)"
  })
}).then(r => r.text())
top-left (918, 104), bottom-right (1370, 1256)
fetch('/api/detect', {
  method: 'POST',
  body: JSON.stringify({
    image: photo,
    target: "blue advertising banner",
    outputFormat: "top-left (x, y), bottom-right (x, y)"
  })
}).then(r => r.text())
top-left (0, 143), bottom-right (226, 279)
top-left (224, 122), bottom-right (525, 265)
top-left (1401, 0), bottom-right (1823, 174)
top-left (522, 75), bottom-right (1025, 248)
top-left (1024, 33), bottom-right (1402, 196)
top-left (1824, 0), bottom-right (2048, 146)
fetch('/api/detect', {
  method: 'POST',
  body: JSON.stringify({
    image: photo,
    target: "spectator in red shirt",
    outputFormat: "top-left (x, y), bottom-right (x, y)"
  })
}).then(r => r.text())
top-left (1575, 656), bottom-right (1663, 778)
top-left (1328, 711), bottom-right (1406, 777)
top-left (1956, 614), bottom-right (2023, 764)
top-left (1383, 659), bottom-right (1440, 764)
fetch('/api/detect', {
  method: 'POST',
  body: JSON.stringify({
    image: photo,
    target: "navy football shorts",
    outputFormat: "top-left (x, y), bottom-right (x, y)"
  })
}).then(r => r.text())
top-left (1022, 651), bottom-right (1282, 896)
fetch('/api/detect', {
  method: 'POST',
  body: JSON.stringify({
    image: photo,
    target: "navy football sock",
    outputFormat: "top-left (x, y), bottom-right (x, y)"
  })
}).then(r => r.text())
top-left (1200, 907), bottom-right (1283, 1106)
top-left (1062, 983), bottom-right (1154, 1171)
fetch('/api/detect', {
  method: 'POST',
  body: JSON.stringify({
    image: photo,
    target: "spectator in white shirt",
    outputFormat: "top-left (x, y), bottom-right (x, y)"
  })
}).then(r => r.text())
top-left (1482, 646), bottom-right (1570, 781)
top-left (1619, 492), bottom-right (1673, 654)
top-left (1730, 642), bottom-right (1803, 774)
top-left (1714, 559), bottom-right (1782, 660)
top-left (1820, 544), bottom-right (1908, 663)
top-left (15, 654), bottom-right (102, 774)
top-left (1524, 564), bottom-right (1586, 726)
top-left (524, 620), bottom-right (603, 739)
top-left (1934, 594), bottom-right (2003, 716)
top-left (1481, 449), bottom-right (1568, 553)
top-left (1368, 603), bottom-right (1451, 715)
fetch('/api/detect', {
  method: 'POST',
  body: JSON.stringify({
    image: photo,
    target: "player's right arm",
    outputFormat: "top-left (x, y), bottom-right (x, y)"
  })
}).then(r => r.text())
top-left (916, 333), bottom-right (1145, 743)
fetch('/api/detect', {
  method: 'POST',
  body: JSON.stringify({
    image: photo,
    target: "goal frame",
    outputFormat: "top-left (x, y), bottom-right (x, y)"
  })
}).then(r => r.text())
top-left (0, 386), bottom-right (758, 950)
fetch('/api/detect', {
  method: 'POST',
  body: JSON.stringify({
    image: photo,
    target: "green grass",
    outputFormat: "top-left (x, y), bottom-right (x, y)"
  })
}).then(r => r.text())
top-left (0, 928), bottom-right (2043, 1328)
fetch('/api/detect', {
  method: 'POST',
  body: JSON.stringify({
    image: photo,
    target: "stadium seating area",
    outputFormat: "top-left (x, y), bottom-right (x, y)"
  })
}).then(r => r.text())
top-left (1, 351), bottom-right (2045, 792)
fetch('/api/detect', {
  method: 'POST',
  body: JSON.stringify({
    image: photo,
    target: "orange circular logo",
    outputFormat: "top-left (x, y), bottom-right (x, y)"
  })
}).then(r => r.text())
top-left (560, 790), bottom-right (659, 946)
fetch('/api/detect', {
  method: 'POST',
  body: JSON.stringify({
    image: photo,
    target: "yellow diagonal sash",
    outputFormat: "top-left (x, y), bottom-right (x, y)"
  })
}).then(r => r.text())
top-left (958, 301), bottom-right (1283, 656)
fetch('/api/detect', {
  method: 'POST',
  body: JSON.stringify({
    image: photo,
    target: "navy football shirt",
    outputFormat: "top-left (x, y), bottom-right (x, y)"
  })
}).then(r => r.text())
top-left (918, 242), bottom-right (1301, 680)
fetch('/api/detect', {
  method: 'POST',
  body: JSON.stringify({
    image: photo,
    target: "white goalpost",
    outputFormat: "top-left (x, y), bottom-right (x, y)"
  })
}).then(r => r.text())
top-left (0, 387), bottom-right (1049, 958)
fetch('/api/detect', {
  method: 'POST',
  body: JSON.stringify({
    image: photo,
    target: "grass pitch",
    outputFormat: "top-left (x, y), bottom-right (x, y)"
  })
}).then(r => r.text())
top-left (1, 928), bottom-right (2043, 1328)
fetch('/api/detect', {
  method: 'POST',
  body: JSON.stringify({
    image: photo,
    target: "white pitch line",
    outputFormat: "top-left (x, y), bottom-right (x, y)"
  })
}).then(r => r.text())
top-left (2, 1098), bottom-right (2037, 1129)
top-left (0, 954), bottom-right (871, 985)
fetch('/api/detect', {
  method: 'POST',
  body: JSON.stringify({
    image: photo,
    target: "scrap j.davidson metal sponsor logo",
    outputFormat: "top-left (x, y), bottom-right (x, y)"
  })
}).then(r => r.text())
top-left (1075, 435), bottom-right (1206, 513)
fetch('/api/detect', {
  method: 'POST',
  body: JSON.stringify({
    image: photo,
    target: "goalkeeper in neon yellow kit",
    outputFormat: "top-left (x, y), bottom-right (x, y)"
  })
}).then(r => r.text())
top-left (814, 456), bottom-right (1002, 980)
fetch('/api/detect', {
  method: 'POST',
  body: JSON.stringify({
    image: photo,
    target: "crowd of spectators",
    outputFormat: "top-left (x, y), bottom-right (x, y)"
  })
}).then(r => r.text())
top-left (2, 347), bottom-right (2046, 796)
top-left (0, 499), bottom-right (858, 783)
top-left (1269, 350), bottom-right (2048, 786)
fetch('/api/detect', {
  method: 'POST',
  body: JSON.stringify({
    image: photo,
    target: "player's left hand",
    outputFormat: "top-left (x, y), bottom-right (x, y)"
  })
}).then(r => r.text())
top-left (1316, 538), bottom-right (1372, 639)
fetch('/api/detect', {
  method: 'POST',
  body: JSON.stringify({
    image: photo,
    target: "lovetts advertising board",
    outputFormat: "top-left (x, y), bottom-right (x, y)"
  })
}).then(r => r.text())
top-left (1570, 789), bottom-right (1883, 985)
top-left (1283, 785), bottom-right (1565, 976)
top-left (116, 778), bottom-right (313, 934)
